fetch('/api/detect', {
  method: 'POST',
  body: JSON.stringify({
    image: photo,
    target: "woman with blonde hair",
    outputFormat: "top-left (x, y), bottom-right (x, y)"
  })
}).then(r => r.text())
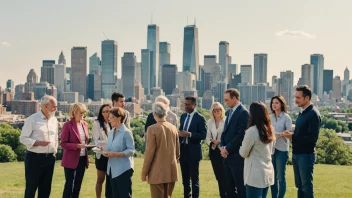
top-left (205, 102), bottom-right (227, 198)
top-left (61, 103), bottom-right (89, 198)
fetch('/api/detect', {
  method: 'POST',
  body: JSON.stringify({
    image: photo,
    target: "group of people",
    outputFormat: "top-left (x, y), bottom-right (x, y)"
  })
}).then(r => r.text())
top-left (19, 85), bottom-right (321, 198)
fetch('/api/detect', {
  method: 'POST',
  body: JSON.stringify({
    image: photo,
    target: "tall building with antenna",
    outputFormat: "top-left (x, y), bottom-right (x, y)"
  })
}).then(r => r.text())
top-left (101, 40), bottom-right (118, 99)
top-left (182, 20), bottom-right (199, 79)
top-left (147, 24), bottom-right (159, 88)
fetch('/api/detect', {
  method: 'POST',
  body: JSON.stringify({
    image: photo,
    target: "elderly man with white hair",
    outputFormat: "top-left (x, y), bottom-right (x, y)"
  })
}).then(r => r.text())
top-left (144, 95), bottom-right (178, 138)
top-left (20, 95), bottom-right (59, 198)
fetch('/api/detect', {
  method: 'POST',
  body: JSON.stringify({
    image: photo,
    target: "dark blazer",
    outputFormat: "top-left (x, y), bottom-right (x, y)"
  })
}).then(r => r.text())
top-left (61, 119), bottom-right (89, 169)
top-left (144, 113), bottom-right (157, 135)
top-left (179, 111), bottom-right (207, 161)
top-left (220, 104), bottom-right (249, 164)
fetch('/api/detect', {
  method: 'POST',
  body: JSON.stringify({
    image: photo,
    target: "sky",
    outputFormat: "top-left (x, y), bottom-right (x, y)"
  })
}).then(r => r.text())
top-left (1, 0), bottom-right (352, 88)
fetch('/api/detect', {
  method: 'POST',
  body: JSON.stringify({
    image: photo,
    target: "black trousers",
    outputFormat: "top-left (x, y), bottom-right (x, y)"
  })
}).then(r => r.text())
top-left (24, 151), bottom-right (55, 198)
top-left (63, 156), bottom-right (87, 198)
top-left (180, 144), bottom-right (200, 198)
top-left (209, 147), bottom-right (226, 198)
top-left (224, 159), bottom-right (246, 198)
top-left (109, 168), bottom-right (133, 198)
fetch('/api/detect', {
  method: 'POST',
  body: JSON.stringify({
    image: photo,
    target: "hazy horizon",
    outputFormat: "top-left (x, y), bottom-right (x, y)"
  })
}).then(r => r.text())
top-left (1, 0), bottom-right (351, 88)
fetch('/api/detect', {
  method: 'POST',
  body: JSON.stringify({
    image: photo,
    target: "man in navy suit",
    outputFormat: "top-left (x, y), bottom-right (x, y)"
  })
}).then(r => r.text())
top-left (220, 88), bottom-right (249, 198)
top-left (179, 96), bottom-right (207, 198)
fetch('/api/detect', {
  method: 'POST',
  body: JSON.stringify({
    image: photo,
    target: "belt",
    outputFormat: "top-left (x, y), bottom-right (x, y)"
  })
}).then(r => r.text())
top-left (27, 151), bottom-right (54, 157)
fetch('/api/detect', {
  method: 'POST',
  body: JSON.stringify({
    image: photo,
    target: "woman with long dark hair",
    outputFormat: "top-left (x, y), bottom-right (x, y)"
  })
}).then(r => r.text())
top-left (269, 96), bottom-right (292, 198)
top-left (92, 104), bottom-right (112, 198)
top-left (240, 102), bottom-right (275, 198)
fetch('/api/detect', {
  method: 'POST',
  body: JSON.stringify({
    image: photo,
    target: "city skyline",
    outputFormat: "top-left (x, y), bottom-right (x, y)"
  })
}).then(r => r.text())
top-left (1, 0), bottom-right (352, 88)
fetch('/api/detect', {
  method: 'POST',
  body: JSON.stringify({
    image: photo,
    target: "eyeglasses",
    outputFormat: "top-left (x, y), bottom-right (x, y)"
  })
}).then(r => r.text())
top-left (213, 109), bottom-right (221, 113)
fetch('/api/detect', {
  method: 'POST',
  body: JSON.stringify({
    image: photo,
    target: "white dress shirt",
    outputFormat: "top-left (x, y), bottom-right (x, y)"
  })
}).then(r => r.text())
top-left (78, 124), bottom-right (86, 156)
top-left (182, 111), bottom-right (196, 143)
top-left (20, 111), bottom-right (58, 154)
top-left (206, 119), bottom-right (225, 149)
top-left (92, 120), bottom-right (110, 159)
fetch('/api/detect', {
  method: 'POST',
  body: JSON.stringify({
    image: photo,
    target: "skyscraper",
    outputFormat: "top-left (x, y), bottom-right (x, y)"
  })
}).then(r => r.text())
top-left (300, 64), bottom-right (314, 90)
top-left (238, 83), bottom-right (252, 106)
top-left (40, 60), bottom-right (55, 84)
top-left (202, 90), bottom-right (214, 110)
top-left (147, 24), bottom-right (160, 88)
top-left (344, 67), bottom-right (350, 82)
top-left (14, 84), bottom-right (25, 100)
top-left (71, 47), bottom-right (87, 98)
top-left (135, 62), bottom-right (142, 84)
top-left (141, 49), bottom-right (151, 94)
top-left (122, 52), bottom-right (136, 99)
top-left (310, 54), bottom-right (324, 98)
top-left (240, 65), bottom-right (252, 85)
top-left (272, 75), bottom-right (278, 93)
top-left (87, 73), bottom-right (101, 101)
top-left (25, 69), bottom-right (38, 92)
top-left (65, 67), bottom-right (71, 92)
top-left (254, 54), bottom-right (267, 84)
top-left (228, 64), bottom-right (238, 78)
top-left (177, 71), bottom-right (197, 92)
top-left (6, 79), bottom-right (14, 92)
top-left (58, 51), bottom-right (66, 65)
top-left (159, 42), bottom-right (171, 86)
top-left (251, 83), bottom-right (267, 103)
top-left (219, 41), bottom-right (229, 82)
top-left (89, 53), bottom-right (101, 74)
top-left (278, 71), bottom-right (294, 108)
top-left (101, 40), bottom-right (118, 99)
top-left (212, 81), bottom-right (227, 105)
top-left (343, 67), bottom-right (350, 96)
top-left (162, 64), bottom-right (177, 95)
top-left (210, 65), bottom-right (222, 87)
top-left (333, 76), bottom-right (341, 99)
top-left (203, 55), bottom-right (217, 73)
top-left (54, 64), bottom-right (66, 95)
top-left (323, 70), bottom-right (333, 94)
top-left (230, 74), bottom-right (241, 89)
top-left (182, 25), bottom-right (199, 79)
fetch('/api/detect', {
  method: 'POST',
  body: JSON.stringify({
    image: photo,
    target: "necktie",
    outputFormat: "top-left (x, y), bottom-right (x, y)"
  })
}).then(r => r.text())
top-left (227, 109), bottom-right (234, 124)
top-left (183, 114), bottom-right (190, 131)
top-left (182, 114), bottom-right (190, 144)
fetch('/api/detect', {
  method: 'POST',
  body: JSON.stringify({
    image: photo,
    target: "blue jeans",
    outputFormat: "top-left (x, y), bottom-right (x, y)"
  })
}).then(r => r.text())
top-left (270, 149), bottom-right (288, 198)
top-left (292, 153), bottom-right (316, 198)
top-left (246, 185), bottom-right (269, 198)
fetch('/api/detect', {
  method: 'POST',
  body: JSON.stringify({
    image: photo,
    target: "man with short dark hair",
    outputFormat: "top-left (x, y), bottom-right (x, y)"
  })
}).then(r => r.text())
top-left (220, 88), bottom-right (249, 198)
top-left (179, 96), bottom-right (207, 198)
top-left (282, 85), bottom-right (321, 198)
top-left (111, 92), bottom-right (131, 128)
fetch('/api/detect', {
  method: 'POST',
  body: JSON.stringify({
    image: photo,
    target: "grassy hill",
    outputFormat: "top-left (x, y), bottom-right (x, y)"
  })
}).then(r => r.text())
top-left (0, 158), bottom-right (351, 198)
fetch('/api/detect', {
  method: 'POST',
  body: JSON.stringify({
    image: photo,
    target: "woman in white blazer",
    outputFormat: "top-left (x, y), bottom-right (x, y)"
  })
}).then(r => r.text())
top-left (206, 102), bottom-right (227, 198)
top-left (240, 102), bottom-right (276, 198)
top-left (92, 104), bottom-right (111, 198)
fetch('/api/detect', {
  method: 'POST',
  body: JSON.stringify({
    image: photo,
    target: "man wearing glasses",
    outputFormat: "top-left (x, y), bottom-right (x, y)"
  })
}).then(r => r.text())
top-left (20, 95), bottom-right (58, 198)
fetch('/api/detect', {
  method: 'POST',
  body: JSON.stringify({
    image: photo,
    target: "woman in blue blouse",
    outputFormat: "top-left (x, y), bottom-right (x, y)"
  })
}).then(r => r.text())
top-left (103, 107), bottom-right (134, 198)
top-left (269, 96), bottom-right (292, 198)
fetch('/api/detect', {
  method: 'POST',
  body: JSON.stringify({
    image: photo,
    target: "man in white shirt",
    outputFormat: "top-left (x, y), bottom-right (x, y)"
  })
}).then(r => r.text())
top-left (20, 95), bottom-right (58, 198)
top-left (111, 92), bottom-right (131, 129)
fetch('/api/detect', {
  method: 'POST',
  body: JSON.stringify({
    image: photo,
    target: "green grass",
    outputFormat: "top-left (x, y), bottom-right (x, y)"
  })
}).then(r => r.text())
top-left (0, 158), bottom-right (351, 198)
